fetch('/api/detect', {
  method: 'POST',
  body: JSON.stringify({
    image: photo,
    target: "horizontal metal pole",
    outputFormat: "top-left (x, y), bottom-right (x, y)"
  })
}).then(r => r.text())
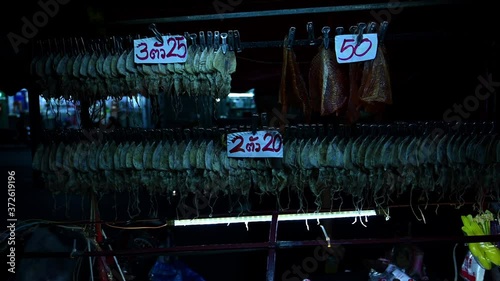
top-left (239, 31), bottom-right (449, 49)
top-left (20, 235), bottom-right (500, 259)
top-left (111, 0), bottom-right (451, 25)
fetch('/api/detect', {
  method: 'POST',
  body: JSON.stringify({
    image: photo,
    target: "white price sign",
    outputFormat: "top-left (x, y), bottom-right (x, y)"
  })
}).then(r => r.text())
top-left (334, 33), bottom-right (378, 64)
top-left (227, 130), bottom-right (283, 158)
top-left (134, 35), bottom-right (188, 64)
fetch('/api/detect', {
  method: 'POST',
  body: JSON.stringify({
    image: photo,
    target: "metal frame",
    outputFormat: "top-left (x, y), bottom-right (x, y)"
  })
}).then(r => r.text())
top-left (110, 0), bottom-right (452, 25)
top-left (19, 212), bottom-right (500, 280)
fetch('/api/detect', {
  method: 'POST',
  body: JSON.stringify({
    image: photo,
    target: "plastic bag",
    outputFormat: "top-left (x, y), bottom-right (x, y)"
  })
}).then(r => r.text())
top-left (460, 251), bottom-right (485, 281)
top-left (149, 258), bottom-right (206, 281)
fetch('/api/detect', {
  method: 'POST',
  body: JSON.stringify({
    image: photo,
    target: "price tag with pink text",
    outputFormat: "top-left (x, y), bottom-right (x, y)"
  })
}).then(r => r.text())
top-left (227, 130), bottom-right (283, 158)
top-left (134, 35), bottom-right (188, 64)
top-left (334, 33), bottom-right (378, 64)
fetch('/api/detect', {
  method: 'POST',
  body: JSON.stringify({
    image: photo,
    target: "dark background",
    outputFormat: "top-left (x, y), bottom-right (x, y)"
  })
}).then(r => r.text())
top-left (1, 0), bottom-right (499, 280)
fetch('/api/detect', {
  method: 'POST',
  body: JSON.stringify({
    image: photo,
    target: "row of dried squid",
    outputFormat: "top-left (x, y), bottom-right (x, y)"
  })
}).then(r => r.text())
top-left (32, 132), bottom-right (500, 208)
top-left (31, 33), bottom-right (237, 103)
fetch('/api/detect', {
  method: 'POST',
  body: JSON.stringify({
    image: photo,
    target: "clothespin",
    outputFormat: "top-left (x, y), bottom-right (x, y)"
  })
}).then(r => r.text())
top-left (322, 26), bottom-right (330, 49)
top-left (335, 26), bottom-right (344, 36)
top-left (199, 31), bottom-right (206, 48)
top-left (206, 31), bottom-right (213, 48)
top-left (190, 33), bottom-right (198, 49)
top-left (233, 30), bottom-right (242, 52)
top-left (287, 27), bottom-right (296, 49)
top-left (349, 25), bottom-right (358, 35)
top-left (228, 30), bottom-right (234, 51)
top-left (220, 32), bottom-right (228, 54)
top-left (307, 22), bottom-right (315, 45)
top-left (368, 22), bottom-right (377, 33)
top-left (378, 21), bottom-right (389, 42)
top-left (260, 112), bottom-right (268, 129)
top-left (356, 22), bottom-right (366, 46)
top-left (148, 23), bottom-right (163, 44)
top-left (251, 113), bottom-right (259, 135)
top-left (214, 31), bottom-right (221, 50)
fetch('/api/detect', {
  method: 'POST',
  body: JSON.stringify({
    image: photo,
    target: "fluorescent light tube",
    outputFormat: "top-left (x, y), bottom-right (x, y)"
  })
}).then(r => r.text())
top-left (173, 210), bottom-right (377, 226)
top-left (228, 93), bottom-right (255, 98)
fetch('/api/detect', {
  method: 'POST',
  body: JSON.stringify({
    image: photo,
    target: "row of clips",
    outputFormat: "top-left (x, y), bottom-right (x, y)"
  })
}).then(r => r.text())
top-left (286, 20), bottom-right (389, 50)
top-left (149, 23), bottom-right (242, 54)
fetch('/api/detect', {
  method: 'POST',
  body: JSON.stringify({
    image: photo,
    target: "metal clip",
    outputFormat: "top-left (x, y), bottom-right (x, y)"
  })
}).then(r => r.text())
top-left (206, 31), bottom-right (213, 48)
top-left (184, 32), bottom-right (190, 45)
top-left (260, 112), bottom-right (268, 128)
top-left (322, 26), bottom-right (330, 49)
top-left (251, 113), bottom-right (259, 135)
top-left (356, 22), bottom-right (366, 46)
top-left (378, 21), bottom-right (389, 42)
top-left (199, 31), bottom-right (206, 48)
top-left (233, 30), bottom-right (241, 52)
top-left (149, 23), bottom-right (163, 44)
top-left (307, 22), bottom-right (315, 45)
top-left (367, 22), bottom-right (377, 33)
top-left (349, 25), bottom-right (358, 35)
top-left (287, 27), bottom-right (296, 49)
top-left (214, 31), bottom-right (220, 50)
top-left (335, 26), bottom-right (344, 36)
top-left (228, 30), bottom-right (234, 51)
top-left (190, 33), bottom-right (198, 48)
top-left (220, 32), bottom-right (228, 54)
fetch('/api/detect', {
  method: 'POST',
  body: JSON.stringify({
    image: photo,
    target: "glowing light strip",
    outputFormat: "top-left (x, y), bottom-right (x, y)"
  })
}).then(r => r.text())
top-left (228, 93), bottom-right (255, 98)
top-left (173, 210), bottom-right (377, 226)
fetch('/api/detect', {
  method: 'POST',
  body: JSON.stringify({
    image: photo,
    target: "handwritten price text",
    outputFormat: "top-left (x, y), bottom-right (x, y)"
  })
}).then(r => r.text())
top-left (334, 34), bottom-right (378, 64)
top-left (134, 36), bottom-right (188, 64)
top-left (227, 131), bottom-right (283, 158)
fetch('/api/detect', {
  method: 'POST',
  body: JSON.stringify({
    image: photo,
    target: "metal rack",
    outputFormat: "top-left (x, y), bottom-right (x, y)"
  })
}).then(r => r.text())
top-left (111, 0), bottom-right (451, 25)
top-left (26, 1), bottom-right (490, 280)
top-left (19, 212), bottom-right (500, 280)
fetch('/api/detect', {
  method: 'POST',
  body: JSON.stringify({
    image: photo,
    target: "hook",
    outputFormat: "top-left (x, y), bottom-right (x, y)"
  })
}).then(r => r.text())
top-left (149, 23), bottom-right (163, 44)
top-left (70, 239), bottom-right (78, 258)
top-left (319, 225), bottom-right (331, 248)
top-left (321, 26), bottom-right (330, 49)
top-left (356, 22), bottom-right (366, 46)
top-left (307, 22), bottom-right (315, 45)
top-left (233, 30), bottom-right (241, 52)
top-left (286, 27), bottom-right (296, 49)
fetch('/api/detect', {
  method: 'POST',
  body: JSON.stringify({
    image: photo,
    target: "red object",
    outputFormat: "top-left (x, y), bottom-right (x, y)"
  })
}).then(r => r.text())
top-left (97, 256), bottom-right (110, 281)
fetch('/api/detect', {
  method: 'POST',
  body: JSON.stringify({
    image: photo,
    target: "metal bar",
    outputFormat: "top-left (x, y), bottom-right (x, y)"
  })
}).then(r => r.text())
top-left (239, 31), bottom-right (449, 49)
top-left (19, 235), bottom-right (500, 259)
top-left (266, 212), bottom-right (279, 281)
top-left (111, 0), bottom-right (451, 25)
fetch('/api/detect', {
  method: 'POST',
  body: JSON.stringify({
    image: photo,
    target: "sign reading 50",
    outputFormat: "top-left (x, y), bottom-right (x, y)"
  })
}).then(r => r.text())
top-left (334, 33), bottom-right (378, 64)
